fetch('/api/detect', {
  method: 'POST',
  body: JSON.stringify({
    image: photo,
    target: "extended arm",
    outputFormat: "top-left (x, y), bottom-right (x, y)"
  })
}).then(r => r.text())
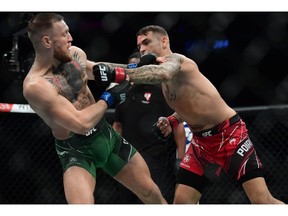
top-left (91, 53), bottom-right (182, 86)
top-left (126, 53), bottom-right (182, 84)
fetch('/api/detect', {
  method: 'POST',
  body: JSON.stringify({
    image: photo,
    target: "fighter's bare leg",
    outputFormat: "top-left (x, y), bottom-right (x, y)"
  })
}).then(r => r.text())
top-left (242, 177), bottom-right (284, 204)
top-left (173, 184), bottom-right (201, 204)
top-left (114, 152), bottom-right (167, 204)
top-left (63, 166), bottom-right (96, 204)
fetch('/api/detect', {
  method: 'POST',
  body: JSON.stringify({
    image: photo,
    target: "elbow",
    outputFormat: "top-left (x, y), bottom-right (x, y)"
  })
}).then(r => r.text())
top-left (158, 65), bottom-right (178, 82)
top-left (162, 73), bottom-right (174, 82)
top-left (71, 118), bottom-right (98, 136)
top-left (79, 119), bottom-right (101, 135)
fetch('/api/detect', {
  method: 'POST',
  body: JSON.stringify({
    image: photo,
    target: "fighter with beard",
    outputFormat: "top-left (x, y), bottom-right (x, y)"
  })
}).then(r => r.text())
top-left (23, 13), bottom-right (167, 204)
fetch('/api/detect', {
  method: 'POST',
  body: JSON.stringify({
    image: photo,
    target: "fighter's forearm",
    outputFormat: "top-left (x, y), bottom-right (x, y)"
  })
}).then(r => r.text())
top-left (126, 65), bottom-right (167, 84)
top-left (94, 61), bottom-right (161, 84)
top-left (94, 54), bottom-right (181, 85)
top-left (126, 59), bottom-right (181, 84)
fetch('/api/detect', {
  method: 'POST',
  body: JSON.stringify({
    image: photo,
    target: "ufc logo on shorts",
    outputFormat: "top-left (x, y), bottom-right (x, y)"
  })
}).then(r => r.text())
top-left (99, 65), bottom-right (108, 81)
top-left (202, 131), bottom-right (212, 137)
top-left (86, 127), bottom-right (97, 136)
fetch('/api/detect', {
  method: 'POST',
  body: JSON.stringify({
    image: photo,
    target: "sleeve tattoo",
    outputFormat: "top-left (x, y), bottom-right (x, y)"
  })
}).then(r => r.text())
top-left (126, 54), bottom-right (182, 84)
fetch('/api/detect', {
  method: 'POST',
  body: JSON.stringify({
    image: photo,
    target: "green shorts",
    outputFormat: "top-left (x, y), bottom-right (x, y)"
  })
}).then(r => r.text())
top-left (55, 119), bottom-right (137, 178)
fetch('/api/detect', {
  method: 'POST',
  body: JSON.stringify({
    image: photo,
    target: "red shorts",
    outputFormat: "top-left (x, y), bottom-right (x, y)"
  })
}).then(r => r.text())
top-left (180, 114), bottom-right (263, 181)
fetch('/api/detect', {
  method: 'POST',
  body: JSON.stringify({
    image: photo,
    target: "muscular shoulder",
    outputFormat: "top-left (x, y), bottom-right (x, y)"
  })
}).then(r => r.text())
top-left (23, 75), bottom-right (57, 107)
top-left (171, 53), bottom-right (199, 71)
top-left (70, 46), bottom-right (87, 60)
top-left (69, 46), bottom-right (89, 75)
top-left (166, 53), bottom-right (195, 64)
top-left (163, 53), bottom-right (198, 73)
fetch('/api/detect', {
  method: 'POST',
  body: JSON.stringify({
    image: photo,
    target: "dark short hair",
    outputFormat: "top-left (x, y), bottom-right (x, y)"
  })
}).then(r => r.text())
top-left (27, 13), bottom-right (64, 39)
top-left (136, 25), bottom-right (168, 37)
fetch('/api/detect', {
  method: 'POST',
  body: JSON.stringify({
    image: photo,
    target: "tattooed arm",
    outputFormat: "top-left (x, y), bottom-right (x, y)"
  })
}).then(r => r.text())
top-left (126, 53), bottom-right (182, 84)
top-left (90, 53), bottom-right (182, 84)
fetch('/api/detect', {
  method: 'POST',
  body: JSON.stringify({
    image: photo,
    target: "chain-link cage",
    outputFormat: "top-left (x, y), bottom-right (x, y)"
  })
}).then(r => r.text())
top-left (0, 106), bottom-right (287, 204)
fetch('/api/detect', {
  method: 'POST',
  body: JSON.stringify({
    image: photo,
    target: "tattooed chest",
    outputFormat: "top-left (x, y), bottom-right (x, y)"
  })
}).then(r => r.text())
top-left (46, 60), bottom-right (85, 102)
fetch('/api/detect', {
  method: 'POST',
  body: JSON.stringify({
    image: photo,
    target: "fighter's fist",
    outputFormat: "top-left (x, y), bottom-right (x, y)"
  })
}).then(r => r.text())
top-left (152, 118), bottom-right (171, 142)
top-left (93, 63), bottom-right (126, 89)
top-left (154, 116), bottom-right (173, 138)
top-left (99, 80), bottom-right (132, 108)
top-left (127, 53), bottom-right (157, 69)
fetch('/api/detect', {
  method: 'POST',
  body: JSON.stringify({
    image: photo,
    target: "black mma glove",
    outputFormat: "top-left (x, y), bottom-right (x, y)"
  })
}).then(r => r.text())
top-left (127, 53), bottom-right (157, 69)
top-left (99, 80), bottom-right (132, 108)
top-left (93, 63), bottom-right (126, 89)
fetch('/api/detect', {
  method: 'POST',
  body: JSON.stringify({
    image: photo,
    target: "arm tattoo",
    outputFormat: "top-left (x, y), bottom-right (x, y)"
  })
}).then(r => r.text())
top-left (72, 52), bottom-right (86, 75)
top-left (126, 65), bottom-right (165, 84)
top-left (126, 54), bottom-right (182, 84)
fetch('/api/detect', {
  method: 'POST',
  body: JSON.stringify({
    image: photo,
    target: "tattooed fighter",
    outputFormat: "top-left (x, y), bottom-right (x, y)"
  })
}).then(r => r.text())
top-left (93, 25), bottom-right (284, 204)
top-left (23, 14), bottom-right (167, 204)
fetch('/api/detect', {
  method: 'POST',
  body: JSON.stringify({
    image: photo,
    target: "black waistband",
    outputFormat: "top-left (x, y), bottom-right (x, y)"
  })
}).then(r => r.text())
top-left (193, 114), bottom-right (240, 137)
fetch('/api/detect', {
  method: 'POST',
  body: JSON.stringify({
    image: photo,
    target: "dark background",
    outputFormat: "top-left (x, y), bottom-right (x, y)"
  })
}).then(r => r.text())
top-left (0, 12), bottom-right (288, 107)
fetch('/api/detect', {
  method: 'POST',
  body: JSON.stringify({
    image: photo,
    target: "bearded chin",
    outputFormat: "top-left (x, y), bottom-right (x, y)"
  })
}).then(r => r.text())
top-left (54, 49), bottom-right (72, 63)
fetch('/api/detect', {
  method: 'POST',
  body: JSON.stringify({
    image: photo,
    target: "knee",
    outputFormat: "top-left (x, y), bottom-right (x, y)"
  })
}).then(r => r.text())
top-left (138, 184), bottom-right (158, 199)
top-left (135, 182), bottom-right (164, 203)
top-left (173, 184), bottom-right (201, 204)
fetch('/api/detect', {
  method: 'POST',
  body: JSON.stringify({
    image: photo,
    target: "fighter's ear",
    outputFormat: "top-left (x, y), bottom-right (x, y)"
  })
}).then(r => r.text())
top-left (162, 36), bottom-right (169, 49)
top-left (42, 35), bottom-right (52, 48)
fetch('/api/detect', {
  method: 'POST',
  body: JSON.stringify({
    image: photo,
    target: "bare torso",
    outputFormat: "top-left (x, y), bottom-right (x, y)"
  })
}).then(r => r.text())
top-left (161, 54), bottom-right (236, 132)
top-left (23, 46), bottom-right (95, 139)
